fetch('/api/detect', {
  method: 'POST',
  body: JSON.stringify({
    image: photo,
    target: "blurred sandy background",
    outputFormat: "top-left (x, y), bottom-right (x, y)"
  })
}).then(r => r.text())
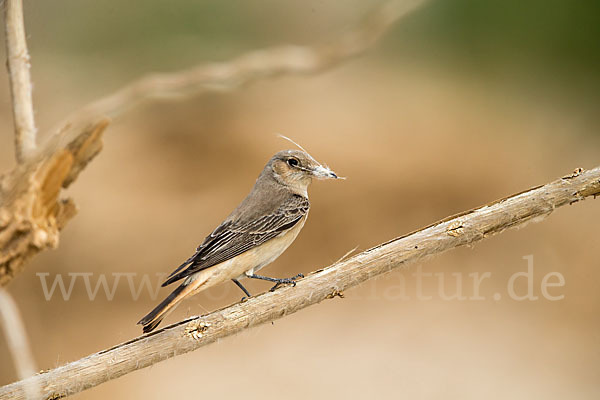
top-left (1, 0), bottom-right (599, 398)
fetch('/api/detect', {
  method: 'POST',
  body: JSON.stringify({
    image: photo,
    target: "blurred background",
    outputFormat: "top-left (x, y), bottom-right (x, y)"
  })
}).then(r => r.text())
top-left (1, 0), bottom-right (599, 398)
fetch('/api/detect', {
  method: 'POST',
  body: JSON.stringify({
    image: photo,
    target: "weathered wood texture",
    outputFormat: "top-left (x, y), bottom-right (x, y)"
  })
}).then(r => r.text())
top-left (1, 166), bottom-right (598, 400)
top-left (0, 120), bottom-right (109, 287)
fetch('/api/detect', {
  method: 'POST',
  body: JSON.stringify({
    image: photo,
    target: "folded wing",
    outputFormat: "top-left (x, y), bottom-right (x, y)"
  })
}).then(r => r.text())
top-left (162, 194), bottom-right (309, 286)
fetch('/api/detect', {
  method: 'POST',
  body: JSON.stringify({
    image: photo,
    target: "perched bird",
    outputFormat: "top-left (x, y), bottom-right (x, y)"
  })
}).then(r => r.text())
top-left (138, 147), bottom-right (340, 333)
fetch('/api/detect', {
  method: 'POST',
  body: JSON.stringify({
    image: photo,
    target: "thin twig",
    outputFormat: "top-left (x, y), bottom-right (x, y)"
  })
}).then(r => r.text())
top-left (1, 166), bottom-right (598, 400)
top-left (3, 0), bottom-right (37, 163)
top-left (0, 288), bottom-right (40, 399)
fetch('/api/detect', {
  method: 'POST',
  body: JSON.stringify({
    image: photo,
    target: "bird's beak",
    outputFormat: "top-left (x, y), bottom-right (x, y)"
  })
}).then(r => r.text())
top-left (311, 164), bottom-right (342, 180)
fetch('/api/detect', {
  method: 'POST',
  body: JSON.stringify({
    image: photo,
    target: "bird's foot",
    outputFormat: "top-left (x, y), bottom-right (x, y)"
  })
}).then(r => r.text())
top-left (232, 278), bottom-right (252, 302)
top-left (269, 273), bottom-right (304, 292)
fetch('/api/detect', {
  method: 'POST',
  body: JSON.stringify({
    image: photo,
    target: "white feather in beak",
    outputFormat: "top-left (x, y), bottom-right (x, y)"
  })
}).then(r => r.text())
top-left (312, 165), bottom-right (341, 179)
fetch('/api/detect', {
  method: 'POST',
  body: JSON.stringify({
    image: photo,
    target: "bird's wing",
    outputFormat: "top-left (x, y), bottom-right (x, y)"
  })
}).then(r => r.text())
top-left (162, 194), bottom-right (309, 286)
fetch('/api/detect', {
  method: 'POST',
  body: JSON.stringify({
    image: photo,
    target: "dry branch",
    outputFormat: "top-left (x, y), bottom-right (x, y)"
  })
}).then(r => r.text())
top-left (0, 120), bottom-right (109, 286)
top-left (0, 288), bottom-right (40, 399)
top-left (1, 166), bottom-right (598, 400)
top-left (0, 0), bottom-right (424, 287)
top-left (48, 0), bottom-right (424, 148)
top-left (3, 0), bottom-right (37, 163)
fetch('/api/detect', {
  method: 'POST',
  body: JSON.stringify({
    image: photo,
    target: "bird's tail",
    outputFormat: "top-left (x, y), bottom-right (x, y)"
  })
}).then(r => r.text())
top-left (137, 280), bottom-right (202, 333)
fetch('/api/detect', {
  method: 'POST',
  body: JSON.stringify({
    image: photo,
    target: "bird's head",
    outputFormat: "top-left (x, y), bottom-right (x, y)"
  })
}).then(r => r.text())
top-left (269, 149), bottom-right (341, 196)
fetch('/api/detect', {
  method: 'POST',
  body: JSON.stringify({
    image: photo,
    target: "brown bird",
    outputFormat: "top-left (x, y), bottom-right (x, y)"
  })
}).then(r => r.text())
top-left (138, 148), bottom-right (340, 333)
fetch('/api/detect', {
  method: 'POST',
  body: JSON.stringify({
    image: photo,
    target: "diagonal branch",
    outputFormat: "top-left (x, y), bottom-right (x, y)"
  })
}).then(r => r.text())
top-left (3, 0), bottom-right (37, 163)
top-left (47, 0), bottom-right (425, 148)
top-left (1, 166), bottom-right (598, 400)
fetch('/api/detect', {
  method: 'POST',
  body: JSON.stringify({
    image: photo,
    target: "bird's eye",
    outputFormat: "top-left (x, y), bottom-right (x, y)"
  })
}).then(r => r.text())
top-left (287, 158), bottom-right (299, 167)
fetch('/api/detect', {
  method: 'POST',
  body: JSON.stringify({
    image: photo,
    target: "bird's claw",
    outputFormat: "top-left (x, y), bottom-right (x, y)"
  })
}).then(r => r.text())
top-left (269, 273), bottom-right (304, 292)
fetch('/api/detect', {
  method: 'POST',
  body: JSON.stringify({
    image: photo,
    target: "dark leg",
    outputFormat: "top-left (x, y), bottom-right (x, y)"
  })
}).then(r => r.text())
top-left (232, 279), bottom-right (252, 301)
top-left (246, 273), bottom-right (304, 292)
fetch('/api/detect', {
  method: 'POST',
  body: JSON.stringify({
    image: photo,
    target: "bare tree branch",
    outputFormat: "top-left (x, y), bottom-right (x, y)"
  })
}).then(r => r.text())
top-left (47, 0), bottom-right (425, 148)
top-left (0, 119), bottom-right (109, 286)
top-left (1, 166), bottom-right (598, 400)
top-left (3, 0), bottom-right (37, 163)
top-left (0, 0), bottom-right (426, 287)
top-left (0, 288), bottom-right (40, 399)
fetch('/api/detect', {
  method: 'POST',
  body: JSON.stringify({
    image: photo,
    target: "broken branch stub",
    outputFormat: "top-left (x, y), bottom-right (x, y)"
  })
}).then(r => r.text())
top-left (0, 119), bottom-right (109, 286)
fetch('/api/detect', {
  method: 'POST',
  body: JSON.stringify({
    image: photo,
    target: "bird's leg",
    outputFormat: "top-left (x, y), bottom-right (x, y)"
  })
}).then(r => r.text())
top-left (232, 279), bottom-right (252, 301)
top-left (246, 273), bottom-right (304, 292)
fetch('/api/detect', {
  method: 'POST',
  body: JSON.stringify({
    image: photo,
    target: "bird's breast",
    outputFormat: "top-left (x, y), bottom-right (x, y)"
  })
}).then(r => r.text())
top-left (247, 213), bottom-right (308, 274)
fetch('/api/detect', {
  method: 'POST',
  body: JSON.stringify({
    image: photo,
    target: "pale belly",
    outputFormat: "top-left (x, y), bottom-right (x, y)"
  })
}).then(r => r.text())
top-left (186, 215), bottom-right (307, 294)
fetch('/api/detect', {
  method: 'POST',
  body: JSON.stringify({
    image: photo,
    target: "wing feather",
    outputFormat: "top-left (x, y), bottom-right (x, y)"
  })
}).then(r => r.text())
top-left (162, 195), bottom-right (309, 286)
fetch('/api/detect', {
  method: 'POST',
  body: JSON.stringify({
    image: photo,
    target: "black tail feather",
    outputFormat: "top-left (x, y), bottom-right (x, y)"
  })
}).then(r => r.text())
top-left (141, 318), bottom-right (163, 334)
top-left (138, 283), bottom-right (187, 333)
